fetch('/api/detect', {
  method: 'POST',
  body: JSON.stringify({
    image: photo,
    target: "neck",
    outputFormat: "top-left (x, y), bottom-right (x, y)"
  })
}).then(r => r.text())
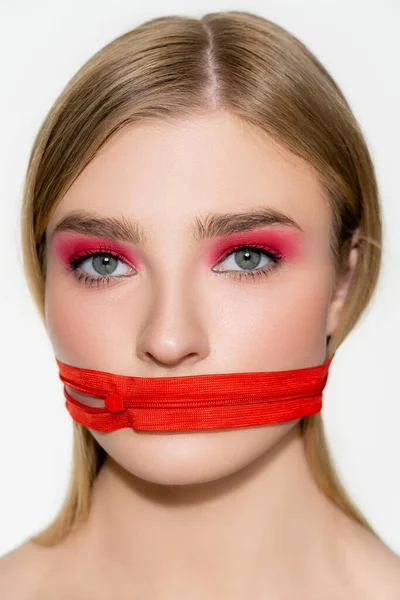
top-left (62, 424), bottom-right (350, 597)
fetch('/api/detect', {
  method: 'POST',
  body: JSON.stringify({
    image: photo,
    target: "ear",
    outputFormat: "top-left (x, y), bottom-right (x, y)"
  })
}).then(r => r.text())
top-left (326, 229), bottom-right (360, 337)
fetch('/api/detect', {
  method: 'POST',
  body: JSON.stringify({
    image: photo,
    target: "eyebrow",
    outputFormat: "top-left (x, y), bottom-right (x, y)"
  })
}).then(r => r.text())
top-left (47, 207), bottom-right (304, 246)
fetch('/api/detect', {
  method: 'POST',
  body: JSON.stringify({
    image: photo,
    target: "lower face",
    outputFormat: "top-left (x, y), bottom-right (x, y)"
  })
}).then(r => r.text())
top-left (44, 112), bottom-right (336, 486)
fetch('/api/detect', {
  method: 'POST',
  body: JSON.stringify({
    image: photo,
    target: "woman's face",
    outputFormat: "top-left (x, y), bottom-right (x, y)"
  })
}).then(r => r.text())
top-left (44, 111), bottom-right (342, 485)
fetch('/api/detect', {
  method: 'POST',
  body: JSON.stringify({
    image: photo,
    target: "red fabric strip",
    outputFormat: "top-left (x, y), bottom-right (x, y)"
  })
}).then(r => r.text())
top-left (56, 354), bottom-right (334, 432)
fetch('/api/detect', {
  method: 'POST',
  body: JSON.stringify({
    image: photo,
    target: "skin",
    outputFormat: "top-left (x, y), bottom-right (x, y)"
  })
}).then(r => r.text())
top-left (1, 111), bottom-right (400, 599)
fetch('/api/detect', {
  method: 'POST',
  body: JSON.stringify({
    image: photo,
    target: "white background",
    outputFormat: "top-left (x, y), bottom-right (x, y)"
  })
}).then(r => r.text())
top-left (0, 0), bottom-right (399, 556)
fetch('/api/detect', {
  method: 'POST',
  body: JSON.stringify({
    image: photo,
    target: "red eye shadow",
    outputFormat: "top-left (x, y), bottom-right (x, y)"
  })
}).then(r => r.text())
top-left (204, 228), bottom-right (304, 267)
top-left (52, 233), bottom-right (141, 268)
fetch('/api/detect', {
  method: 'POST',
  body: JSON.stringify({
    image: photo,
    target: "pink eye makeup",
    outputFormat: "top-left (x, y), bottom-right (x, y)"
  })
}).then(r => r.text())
top-left (204, 228), bottom-right (303, 267)
top-left (52, 233), bottom-right (141, 287)
top-left (203, 228), bottom-right (303, 282)
top-left (53, 233), bottom-right (141, 266)
top-left (51, 227), bottom-right (303, 288)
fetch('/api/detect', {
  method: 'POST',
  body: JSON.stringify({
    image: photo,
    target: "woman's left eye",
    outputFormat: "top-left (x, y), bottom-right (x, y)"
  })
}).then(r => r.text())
top-left (212, 244), bottom-right (284, 282)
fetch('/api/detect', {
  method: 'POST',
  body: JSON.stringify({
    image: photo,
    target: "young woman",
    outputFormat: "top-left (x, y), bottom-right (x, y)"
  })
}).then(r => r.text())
top-left (1, 10), bottom-right (399, 599)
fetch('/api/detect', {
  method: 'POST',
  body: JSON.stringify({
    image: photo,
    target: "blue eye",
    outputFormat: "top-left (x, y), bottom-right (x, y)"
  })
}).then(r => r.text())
top-left (212, 244), bottom-right (285, 283)
top-left (67, 245), bottom-right (135, 287)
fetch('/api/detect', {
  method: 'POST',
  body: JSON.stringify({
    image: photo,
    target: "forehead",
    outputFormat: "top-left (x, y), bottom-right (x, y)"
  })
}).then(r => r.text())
top-left (46, 111), bottom-right (330, 238)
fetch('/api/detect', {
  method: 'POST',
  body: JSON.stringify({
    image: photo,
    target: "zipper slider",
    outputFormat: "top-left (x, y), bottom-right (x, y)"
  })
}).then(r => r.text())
top-left (105, 394), bottom-right (125, 413)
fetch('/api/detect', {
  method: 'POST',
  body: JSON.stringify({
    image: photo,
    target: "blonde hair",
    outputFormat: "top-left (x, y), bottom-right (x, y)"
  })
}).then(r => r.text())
top-left (20, 11), bottom-right (383, 545)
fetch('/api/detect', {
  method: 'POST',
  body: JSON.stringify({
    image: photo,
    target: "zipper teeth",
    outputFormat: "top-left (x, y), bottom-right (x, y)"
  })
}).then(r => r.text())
top-left (122, 392), bottom-right (318, 408)
top-left (67, 392), bottom-right (319, 411)
top-left (61, 378), bottom-right (326, 400)
top-left (62, 382), bottom-right (322, 404)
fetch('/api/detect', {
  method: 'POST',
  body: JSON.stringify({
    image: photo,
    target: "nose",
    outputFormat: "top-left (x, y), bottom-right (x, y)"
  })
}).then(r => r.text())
top-left (136, 276), bottom-right (210, 373)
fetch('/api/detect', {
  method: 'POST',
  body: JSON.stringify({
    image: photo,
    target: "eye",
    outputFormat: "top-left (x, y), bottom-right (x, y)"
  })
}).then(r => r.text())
top-left (67, 247), bottom-right (135, 287)
top-left (212, 244), bottom-right (285, 282)
top-left (78, 253), bottom-right (131, 276)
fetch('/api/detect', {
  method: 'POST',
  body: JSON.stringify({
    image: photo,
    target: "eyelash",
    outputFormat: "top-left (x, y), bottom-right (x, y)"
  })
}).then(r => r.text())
top-left (213, 243), bottom-right (285, 283)
top-left (66, 242), bottom-right (286, 287)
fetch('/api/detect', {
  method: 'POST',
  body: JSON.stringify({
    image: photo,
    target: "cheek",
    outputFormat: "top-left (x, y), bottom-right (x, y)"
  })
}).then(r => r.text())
top-left (210, 265), bottom-right (333, 371)
top-left (44, 279), bottom-right (101, 366)
top-left (44, 255), bottom-right (137, 368)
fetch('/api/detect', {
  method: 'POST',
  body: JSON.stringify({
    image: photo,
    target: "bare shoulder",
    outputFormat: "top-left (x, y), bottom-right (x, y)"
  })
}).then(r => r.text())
top-left (0, 540), bottom-right (57, 600)
top-left (364, 539), bottom-right (400, 597)
top-left (341, 517), bottom-right (400, 598)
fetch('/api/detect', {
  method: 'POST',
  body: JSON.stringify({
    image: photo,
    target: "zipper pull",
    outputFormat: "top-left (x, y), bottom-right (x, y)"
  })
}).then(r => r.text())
top-left (105, 394), bottom-right (125, 413)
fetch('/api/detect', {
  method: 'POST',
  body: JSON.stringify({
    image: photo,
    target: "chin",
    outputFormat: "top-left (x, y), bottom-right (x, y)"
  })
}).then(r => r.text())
top-left (90, 421), bottom-right (298, 487)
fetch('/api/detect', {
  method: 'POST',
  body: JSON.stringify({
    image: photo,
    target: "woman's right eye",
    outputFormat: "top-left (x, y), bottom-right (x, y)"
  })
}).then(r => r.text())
top-left (74, 253), bottom-right (132, 277)
top-left (68, 251), bottom-right (135, 287)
